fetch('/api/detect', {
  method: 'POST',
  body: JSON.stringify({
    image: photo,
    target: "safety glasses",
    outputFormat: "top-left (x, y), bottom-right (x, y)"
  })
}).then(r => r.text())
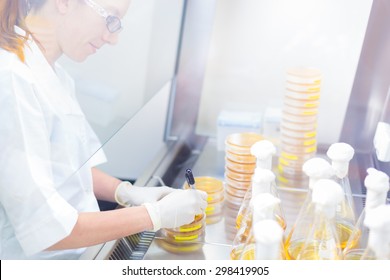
top-left (84, 0), bottom-right (122, 33)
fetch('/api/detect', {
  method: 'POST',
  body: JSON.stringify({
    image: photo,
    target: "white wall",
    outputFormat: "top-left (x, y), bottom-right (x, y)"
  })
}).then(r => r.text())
top-left (196, 0), bottom-right (373, 145)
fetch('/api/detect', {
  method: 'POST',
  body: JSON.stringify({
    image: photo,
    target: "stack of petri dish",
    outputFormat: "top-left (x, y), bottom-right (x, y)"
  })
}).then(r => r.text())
top-left (224, 132), bottom-right (263, 240)
top-left (278, 67), bottom-right (321, 188)
top-left (183, 177), bottom-right (224, 224)
top-left (157, 214), bottom-right (206, 254)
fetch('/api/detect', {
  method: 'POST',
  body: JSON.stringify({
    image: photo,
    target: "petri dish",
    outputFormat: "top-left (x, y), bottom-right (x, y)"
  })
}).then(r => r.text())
top-left (164, 226), bottom-right (205, 243)
top-left (224, 175), bottom-right (251, 190)
top-left (282, 111), bottom-right (317, 124)
top-left (183, 177), bottom-right (225, 204)
top-left (278, 157), bottom-right (307, 171)
top-left (281, 126), bottom-right (317, 139)
top-left (183, 176), bottom-right (224, 194)
top-left (286, 82), bottom-right (321, 93)
top-left (225, 219), bottom-right (237, 231)
top-left (225, 149), bottom-right (256, 164)
top-left (286, 67), bottom-right (322, 84)
top-left (284, 96), bottom-right (320, 108)
top-left (280, 142), bottom-right (317, 154)
top-left (225, 167), bottom-right (253, 182)
top-left (285, 90), bottom-right (321, 101)
top-left (225, 183), bottom-right (246, 199)
top-left (281, 119), bottom-right (317, 131)
top-left (224, 207), bottom-right (240, 223)
top-left (277, 174), bottom-right (308, 188)
top-left (205, 213), bottom-right (223, 225)
top-left (196, 177), bottom-right (223, 193)
top-left (225, 157), bottom-right (256, 174)
top-left (205, 198), bottom-right (224, 216)
top-left (155, 238), bottom-right (204, 254)
top-left (281, 136), bottom-right (317, 146)
top-left (157, 227), bottom-right (205, 254)
top-left (224, 190), bottom-right (244, 210)
top-left (224, 219), bottom-right (238, 241)
top-left (171, 214), bottom-right (205, 233)
top-left (283, 105), bottom-right (318, 116)
top-left (279, 151), bottom-right (315, 162)
top-left (206, 191), bottom-right (224, 204)
top-left (278, 163), bottom-right (307, 177)
top-left (225, 183), bottom-right (248, 198)
top-left (225, 132), bottom-right (263, 155)
top-left (277, 169), bottom-right (308, 180)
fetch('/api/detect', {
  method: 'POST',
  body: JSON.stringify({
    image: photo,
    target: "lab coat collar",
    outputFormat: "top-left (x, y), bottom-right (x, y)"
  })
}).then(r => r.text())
top-left (15, 26), bottom-right (82, 116)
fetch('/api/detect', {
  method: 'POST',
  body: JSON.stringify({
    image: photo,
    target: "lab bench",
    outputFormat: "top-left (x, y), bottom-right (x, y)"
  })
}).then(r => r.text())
top-left (81, 137), bottom-right (373, 260)
top-left (143, 138), bottom-right (369, 260)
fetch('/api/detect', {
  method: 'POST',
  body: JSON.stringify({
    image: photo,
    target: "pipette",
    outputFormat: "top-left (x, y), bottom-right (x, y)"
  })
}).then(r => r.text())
top-left (185, 168), bottom-right (196, 189)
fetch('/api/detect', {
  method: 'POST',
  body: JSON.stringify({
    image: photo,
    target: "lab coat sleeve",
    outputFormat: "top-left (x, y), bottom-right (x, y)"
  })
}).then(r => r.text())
top-left (0, 69), bottom-right (79, 256)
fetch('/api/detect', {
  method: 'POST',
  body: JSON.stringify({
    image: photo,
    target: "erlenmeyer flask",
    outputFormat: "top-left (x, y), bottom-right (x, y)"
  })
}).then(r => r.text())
top-left (240, 219), bottom-right (284, 260)
top-left (231, 193), bottom-right (281, 260)
top-left (236, 140), bottom-right (276, 229)
top-left (296, 179), bottom-right (344, 260)
top-left (284, 157), bottom-right (334, 260)
top-left (360, 205), bottom-right (390, 260)
top-left (326, 142), bottom-right (357, 249)
top-left (343, 168), bottom-right (389, 259)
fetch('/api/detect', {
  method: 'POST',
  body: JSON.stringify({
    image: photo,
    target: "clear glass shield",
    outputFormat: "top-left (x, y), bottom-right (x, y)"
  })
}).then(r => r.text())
top-left (58, 0), bottom-right (184, 169)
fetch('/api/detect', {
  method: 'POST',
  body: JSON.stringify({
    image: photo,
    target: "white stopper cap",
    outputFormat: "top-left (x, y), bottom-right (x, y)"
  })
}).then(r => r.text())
top-left (250, 193), bottom-right (281, 223)
top-left (364, 204), bottom-right (390, 231)
top-left (253, 219), bottom-right (284, 260)
top-left (302, 157), bottom-right (334, 190)
top-left (252, 168), bottom-right (276, 196)
top-left (326, 143), bottom-right (355, 179)
top-left (373, 122), bottom-right (390, 162)
top-left (364, 168), bottom-right (390, 209)
top-left (312, 179), bottom-right (343, 218)
top-left (251, 140), bottom-right (276, 170)
top-left (364, 205), bottom-right (390, 259)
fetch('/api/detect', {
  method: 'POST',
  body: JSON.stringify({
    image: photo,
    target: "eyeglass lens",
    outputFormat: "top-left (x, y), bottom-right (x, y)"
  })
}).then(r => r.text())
top-left (106, 16), bottom-right (121, 33)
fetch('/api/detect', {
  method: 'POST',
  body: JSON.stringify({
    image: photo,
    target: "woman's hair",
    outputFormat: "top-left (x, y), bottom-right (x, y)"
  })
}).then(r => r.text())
top-left (0, 0), bottom-right (46, 62)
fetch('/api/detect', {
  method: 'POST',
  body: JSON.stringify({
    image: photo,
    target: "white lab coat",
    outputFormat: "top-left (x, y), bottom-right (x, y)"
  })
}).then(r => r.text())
top-left (0, 28), bottom-right (107, 259)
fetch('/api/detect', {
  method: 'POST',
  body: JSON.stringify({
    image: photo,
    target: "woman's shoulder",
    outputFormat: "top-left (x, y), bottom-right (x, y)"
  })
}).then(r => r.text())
top-left (0, 48), bottom-right (35, 83)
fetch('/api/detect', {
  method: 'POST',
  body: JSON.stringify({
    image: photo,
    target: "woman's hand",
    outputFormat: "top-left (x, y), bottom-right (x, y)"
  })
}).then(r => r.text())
top-left (114, 181), bottom-right (176, 206)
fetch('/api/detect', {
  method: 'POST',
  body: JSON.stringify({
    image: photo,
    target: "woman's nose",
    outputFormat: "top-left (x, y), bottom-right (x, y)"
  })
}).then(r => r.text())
top-left (102, 30), bottom-right (119, 45)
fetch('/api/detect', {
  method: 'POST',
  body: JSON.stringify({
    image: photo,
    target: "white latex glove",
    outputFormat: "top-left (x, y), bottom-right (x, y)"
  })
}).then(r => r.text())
top-left (115, 181), bottom-right (176, 207)
top-left (143, 189), bottom-right (208, 231)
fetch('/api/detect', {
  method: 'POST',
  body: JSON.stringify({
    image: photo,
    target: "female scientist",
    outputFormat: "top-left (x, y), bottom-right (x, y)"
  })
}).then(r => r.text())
top-left (0, 0), bottom-right (207, 259)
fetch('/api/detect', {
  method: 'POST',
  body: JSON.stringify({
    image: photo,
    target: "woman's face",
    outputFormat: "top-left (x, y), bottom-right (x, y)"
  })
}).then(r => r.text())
top-left (58, 0), bottom-right (131, 62)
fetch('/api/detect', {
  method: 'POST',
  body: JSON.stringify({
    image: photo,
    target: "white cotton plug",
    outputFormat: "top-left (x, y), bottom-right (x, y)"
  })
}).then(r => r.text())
top-left (250, 193), bottom-right (281, 222)
top-left (251, 168), bottom-right (276, 196)
top-left (326, 143), bottom-right (355, 179)
top-left (302, 157), bottom-right (334, 190)
top-left (364, 205), bottom-right (390, 259)
top-left (250, 140), bottom-right (276, 170)
top-left (364, 168), bottom-right (390, 209)
top-left (312, 179), bottom-right (343, 218)
top-left (253, 219), bottom-right (284, 260)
